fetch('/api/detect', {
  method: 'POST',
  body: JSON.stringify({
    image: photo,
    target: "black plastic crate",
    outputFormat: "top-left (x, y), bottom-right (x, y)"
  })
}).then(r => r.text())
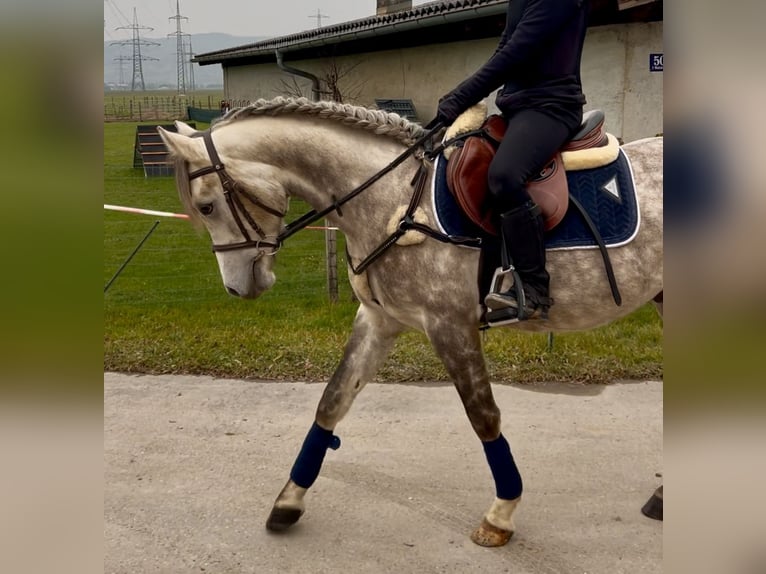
top-left (374, 99), bottom-right (418, 121)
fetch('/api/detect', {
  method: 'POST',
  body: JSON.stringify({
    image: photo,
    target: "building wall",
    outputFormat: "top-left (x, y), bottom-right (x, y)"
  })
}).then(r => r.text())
top-left (221, 40), bottom-right (496, 118)
top-left (376, 0), bottom-right (413, 15)
top-left (581, 22), bottom-right (664, 141)
top-left (223, 21), bottom-right (662, 143)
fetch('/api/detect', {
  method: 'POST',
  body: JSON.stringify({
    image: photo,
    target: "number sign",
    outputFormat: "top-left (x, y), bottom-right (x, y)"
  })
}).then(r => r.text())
top-left (650, 53), bottom-right (663, 72)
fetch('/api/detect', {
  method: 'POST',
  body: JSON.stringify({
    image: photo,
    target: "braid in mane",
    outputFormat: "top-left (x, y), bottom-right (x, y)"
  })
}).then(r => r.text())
top-left (214, 97), bottom-right (426, 146)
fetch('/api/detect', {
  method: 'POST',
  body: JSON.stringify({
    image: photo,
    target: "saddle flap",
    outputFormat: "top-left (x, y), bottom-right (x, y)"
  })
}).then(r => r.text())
top-left (445, 115), bottom-right (569, 234)
top-left (446, 135), bottom-right (498, 235)
top-left (527, 154), bottom-right (568, 230)
top-left (483, 114), bottom-right (507, 144)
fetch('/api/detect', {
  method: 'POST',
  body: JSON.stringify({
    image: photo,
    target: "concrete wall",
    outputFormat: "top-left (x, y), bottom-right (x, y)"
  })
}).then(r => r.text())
top-left (580, 22), bottom-right (664, 142)
top-left (223, 21), bottom-right (662, 143)
top-left (222, 39), bottom-right (497, 120)
top-left (376, 0), bottom-right (413, 15)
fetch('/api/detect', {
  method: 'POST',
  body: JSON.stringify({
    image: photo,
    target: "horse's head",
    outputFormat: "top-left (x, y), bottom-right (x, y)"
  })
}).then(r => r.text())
top-left (158, 126), bottom-right (288, 299)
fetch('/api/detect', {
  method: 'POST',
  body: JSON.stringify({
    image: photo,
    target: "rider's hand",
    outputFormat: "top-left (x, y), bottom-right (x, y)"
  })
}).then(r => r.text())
top-left (435, 91), bottom-right (466, 126)
top-left (423, 116), bottom-right (443, 131)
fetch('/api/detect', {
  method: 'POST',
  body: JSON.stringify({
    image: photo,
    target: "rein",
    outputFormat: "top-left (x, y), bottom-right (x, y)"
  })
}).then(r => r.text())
top-left (347, 161), bottom-right (481, 275)
top-left (276, 122), bottom-right (446, 244)
top-left (188, 122), bottom-right (479, 265)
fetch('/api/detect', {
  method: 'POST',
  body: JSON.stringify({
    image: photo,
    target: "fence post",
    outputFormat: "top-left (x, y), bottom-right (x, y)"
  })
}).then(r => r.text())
top-left (138, 101), bottom-right (143, 122)
top-left (325, 223), bottom-right (338, 303)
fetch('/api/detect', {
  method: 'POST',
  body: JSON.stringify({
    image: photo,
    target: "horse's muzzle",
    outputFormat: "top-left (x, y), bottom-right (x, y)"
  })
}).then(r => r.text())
top-left (226, 285), bottom-right (242, 297)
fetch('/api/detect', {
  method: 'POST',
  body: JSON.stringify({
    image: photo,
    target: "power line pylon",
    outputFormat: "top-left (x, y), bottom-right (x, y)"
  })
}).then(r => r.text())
top-left (185, 36), bottom-right (196, 93)
top-left (168, 0), bottom-right (190, 94)
top-left (309, 8), bottom-right (329, 28)
top-left (113, 8), bottom-right (159, 92)
top-left (114, 54), bottom-right (132, 87)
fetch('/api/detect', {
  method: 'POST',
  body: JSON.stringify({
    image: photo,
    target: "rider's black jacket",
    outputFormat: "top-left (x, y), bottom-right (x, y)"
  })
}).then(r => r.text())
top-left (443, 0), bottom-right (589, 126)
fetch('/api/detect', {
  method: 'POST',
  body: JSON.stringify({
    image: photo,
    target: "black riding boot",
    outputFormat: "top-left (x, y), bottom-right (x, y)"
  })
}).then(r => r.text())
top-left (484, 201), bottom-right (553, 321)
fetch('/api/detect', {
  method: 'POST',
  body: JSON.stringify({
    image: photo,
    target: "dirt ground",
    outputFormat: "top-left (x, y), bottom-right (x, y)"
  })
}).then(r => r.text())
top-left (105, 373), bottom-right (662, 574)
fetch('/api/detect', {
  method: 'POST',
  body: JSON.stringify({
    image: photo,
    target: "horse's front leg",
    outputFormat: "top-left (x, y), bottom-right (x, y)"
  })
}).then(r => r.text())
top-left (266, 304), bottom-right (402, 532)
top-left (426, 318), bottom-right (522, 547)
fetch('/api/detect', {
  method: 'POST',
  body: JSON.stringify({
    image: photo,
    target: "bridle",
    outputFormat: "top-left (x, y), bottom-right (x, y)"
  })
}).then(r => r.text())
top-left (186, 123), bottom-right (460, 264)
top-left (188, 130), bottom-right (287, 254)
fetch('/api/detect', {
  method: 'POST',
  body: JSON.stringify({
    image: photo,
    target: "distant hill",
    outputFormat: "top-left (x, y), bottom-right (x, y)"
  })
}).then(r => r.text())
top-left (104, 33), bottom-right (266, 90)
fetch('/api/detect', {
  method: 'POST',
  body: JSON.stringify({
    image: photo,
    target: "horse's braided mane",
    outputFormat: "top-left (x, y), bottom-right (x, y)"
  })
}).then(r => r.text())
top-left (213, 97), bottom-right (427, 146)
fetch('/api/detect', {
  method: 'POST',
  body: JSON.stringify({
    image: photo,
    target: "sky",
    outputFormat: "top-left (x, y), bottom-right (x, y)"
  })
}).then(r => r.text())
top-left (104, 0), bottom-right (435, 41)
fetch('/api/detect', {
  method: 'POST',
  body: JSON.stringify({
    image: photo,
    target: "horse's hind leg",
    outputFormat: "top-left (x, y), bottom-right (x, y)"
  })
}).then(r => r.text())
top-left (426, 319), bottom-right (522, 547)
top-left (266, 304), bottom-right (402, 532)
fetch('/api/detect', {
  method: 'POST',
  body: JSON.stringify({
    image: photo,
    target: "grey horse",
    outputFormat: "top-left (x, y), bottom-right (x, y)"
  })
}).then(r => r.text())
top-left (158, 97), bottom-right (662, 547)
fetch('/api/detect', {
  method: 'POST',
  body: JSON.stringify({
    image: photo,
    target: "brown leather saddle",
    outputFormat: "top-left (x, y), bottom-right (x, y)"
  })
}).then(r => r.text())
top-left (446, 110), bottom-right (608, 235)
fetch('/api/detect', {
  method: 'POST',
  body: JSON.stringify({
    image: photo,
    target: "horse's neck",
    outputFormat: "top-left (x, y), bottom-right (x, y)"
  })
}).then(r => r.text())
top-left (235, 119), bottom-right (417, 238)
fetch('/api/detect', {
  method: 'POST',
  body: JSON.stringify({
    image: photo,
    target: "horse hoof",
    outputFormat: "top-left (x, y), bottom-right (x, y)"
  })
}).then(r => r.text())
top-left (266, 507), bottom-right (304, 532)
top-left (470, 518), bottom-right (514, 547)
top-left (641, 487), bottom-right (663, 521)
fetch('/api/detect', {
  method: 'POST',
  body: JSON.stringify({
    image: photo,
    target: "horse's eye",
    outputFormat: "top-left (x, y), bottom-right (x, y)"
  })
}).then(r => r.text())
top-left (199, 203), bottom-right (214, 216)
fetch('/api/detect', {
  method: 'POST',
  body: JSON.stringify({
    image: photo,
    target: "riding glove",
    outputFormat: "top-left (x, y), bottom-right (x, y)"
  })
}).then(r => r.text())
top-left (436, 91), bottom-right (471, 125)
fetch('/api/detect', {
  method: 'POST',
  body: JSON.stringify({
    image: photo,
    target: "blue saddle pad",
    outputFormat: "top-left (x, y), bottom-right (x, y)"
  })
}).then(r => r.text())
top-left (431, 149), bottom-right (640, 250)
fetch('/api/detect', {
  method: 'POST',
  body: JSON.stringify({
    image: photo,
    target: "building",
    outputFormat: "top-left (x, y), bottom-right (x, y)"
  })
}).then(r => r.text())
top-left (194, 0), bottom-right (662, 142)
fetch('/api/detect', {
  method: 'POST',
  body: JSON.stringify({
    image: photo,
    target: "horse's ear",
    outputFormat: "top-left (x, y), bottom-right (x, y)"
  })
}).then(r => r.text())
top-left (173, 120), bottom-right (198, 136)
top-left (157, 127), bottom-right (205, 162)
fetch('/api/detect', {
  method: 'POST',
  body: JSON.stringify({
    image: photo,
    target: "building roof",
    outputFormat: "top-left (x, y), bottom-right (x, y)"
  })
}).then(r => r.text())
top-left (194, 0), bottom-right (507, 65)
top-left (194, 0), bottom-right (662, 66)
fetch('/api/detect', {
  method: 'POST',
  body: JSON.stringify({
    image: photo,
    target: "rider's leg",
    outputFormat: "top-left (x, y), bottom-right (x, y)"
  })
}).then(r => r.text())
top-left (483, 108), bottom-right (577, 320)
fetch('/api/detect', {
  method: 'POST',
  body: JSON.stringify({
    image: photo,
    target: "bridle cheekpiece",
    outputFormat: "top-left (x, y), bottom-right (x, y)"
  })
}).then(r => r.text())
top-left (188, 130), bottom-right (286, 254)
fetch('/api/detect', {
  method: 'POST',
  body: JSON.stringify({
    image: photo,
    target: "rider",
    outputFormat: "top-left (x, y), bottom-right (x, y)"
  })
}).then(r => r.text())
top-left (434, 0), bottom-right (590, 321)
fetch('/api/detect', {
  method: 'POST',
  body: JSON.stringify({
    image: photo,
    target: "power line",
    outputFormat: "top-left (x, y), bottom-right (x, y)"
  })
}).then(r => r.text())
top-left (105, 0), bottom-right (131, 29)
top-left (141, 0), bottom-right (163, 32)
top-left (104, 15), bottom-right (115, 40)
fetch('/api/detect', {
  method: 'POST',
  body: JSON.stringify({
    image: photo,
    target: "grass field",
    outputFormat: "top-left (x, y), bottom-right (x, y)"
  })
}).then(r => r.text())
top-left (104, 121), bottom-right (662, 383)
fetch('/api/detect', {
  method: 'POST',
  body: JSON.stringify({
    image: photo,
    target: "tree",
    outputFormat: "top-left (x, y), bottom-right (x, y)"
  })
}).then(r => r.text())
top-left (277, 58), bottom-right (366, 103)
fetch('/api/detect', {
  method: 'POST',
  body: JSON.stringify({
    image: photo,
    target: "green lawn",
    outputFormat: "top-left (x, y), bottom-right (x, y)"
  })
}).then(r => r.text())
top-left (104, 121), bottom-right (662, 383)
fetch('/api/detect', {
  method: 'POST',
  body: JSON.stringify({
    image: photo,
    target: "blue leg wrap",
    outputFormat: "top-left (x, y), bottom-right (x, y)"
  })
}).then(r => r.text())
top-left (482, 433), bottom-right (523, 500)
top-left (289, 422), bottom-right (341, 489)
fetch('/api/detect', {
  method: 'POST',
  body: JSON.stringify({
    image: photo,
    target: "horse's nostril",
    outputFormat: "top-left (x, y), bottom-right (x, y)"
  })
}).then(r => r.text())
top-left (226, 286), bottom-right (240, 297)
